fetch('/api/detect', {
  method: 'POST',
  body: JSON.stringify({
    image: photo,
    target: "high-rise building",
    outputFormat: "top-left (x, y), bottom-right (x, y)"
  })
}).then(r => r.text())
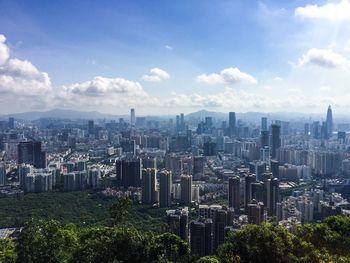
top-left (249, 161), bottom-right (266, 181)
top-left (271, 124), bottom-right (281, 159)
top-left (165, 153), bottom-right (183, 180)
top-left (247, 200), bottom-right (265, 224)
top-left (266, 178), bottom-right (280, 216)
top-left (115, 158), bottom-right (142, 188)
top-left (88, 167), bottom-right (100, 188)
top-left (180, 174), bottom-right (192, 206)
top-left (213, 209), bottom-right (228, 250)
top-left (203, 142), bottom-right (217, 156)
top-left (176, 115), bottom-right (180, 132)
top-left (64, 172), bottom-right (76, 191)
top-left (142, 168), bottom-right (158, 204)
top-left (0, 163), bottom-right (5, 186)
top-left (18, 141), bottom-right (46, 168)
top-left (244, 174), bottom-right (256, 209)
top-left (229, 112), bottom-right (236, 137)
top-left (304, 123), bottom-right (310, 136)
top-left (159, 170), bottom-right (172, 207)
top-left (130, 108), bottom-right (136, 126)
top-left (167, 207), bottom-right (188, 241)
top-left (250, 182), bottom-right (264, 203)
top-left (180, 113), bottom-right (185, 130)
top-left (326, 105), bottom-right (333, 138)
top-left (190, 218), bottom-right (213, 256)
top-left (228, 176), bottom-right (240, 212)
top-left (76, 160), bottom-right (87, 171)
top-left (193, 156), bottom-right (205, 175)
top-left (19, 164), bottom-right (32, 189)
top-left (88, 120), bottom-right (94, 135)
top-left (25, 169), bottom-right (53, 193)
top-left (8, 117), bottom-right (14, 129)
top-left (270, 160), bottom-right (279, 178)
top-left (261, 117), bottom-right (268, 131)
top-left (261, 130), bottom-right (269, 148)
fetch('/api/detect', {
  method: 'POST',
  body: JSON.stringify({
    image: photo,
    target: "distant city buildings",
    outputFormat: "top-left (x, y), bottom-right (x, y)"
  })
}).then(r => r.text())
top-left (0, 105), bottom-right (348, 255)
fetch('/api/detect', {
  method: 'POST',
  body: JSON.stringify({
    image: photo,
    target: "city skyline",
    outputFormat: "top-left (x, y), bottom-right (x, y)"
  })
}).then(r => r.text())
top-left (1, 0), bottom-right (350, 115)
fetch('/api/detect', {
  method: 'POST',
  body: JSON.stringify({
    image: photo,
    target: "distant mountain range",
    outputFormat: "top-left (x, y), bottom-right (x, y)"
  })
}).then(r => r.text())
top-left (0, 109), bottom-right (122, 120)
top-left (0, 108), bottom-right (346, 122)
top-left (185, 110), bottom-right (327, 122)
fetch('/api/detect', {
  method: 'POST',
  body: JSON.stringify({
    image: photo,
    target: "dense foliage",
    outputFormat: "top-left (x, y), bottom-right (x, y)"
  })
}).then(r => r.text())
top-left (10, 219), bottom-right (190, 263)
top-left (0, 191), bottom-right (350, 262)
top-left (217, 216), bottom-right (350, 263)
top-left (0, 216), bottom-right (349, 262)
top-left (0, 190), bottom-right (166, 232)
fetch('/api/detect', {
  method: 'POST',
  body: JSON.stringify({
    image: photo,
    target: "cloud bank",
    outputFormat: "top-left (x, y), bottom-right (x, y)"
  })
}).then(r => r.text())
top-left (295, 0), bottom-right (350, 22)
top-left (142, 68), bottom-right (170, 82)
top-left (297, 48), bottom-right (349, 68)
top-left (196, 67), bottom-right (257, 85)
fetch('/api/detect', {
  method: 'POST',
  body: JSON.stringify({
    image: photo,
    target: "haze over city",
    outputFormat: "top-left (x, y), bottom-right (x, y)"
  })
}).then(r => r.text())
top-left (2, 0), bottom-right (350, 115)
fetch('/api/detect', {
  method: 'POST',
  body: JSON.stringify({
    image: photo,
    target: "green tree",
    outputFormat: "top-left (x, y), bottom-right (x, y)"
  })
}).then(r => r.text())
top-left (109, 197), bottom-right (132, 225)
top-left (218, 223), bottom-right (297, 263)
top-left (149, 233), bottom-right (190, 263)
top-left (71, 226), bottom-right (151, 263)
top-left (0, 239), bottom-right (17, 263)
top-left (16, 219), bottom-right (78, 263)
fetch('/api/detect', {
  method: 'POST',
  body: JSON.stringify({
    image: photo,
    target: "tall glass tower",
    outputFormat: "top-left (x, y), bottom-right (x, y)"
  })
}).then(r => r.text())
top-left (326, 105), bottom-right (333, 138)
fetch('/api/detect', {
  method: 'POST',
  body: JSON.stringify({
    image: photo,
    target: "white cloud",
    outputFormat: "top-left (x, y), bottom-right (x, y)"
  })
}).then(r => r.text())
top-left (0, 58), bottom-right (52, 96)
top-left (297, 48), bottom-right (349, 68)
top-left (165, 45), bottom-right (173, 51)
top-left (196, 67), bottom-right (257, 85)
top-left (295, 0), bottom-right (350, 22)
top-left (142, 67), bottom-right (170, 82)
top-left (0, 34), bottom-right (10, 65)
top-left (63, 77), bottom-right (145, 97)
top-left (165, 87), bottom-right (347, 113)
top-left (56, 76), bottom-right (157, 109)
top-left (0, 34), bottom-right (157, 112)
top-left (167, 88), bottom-right (269, 109)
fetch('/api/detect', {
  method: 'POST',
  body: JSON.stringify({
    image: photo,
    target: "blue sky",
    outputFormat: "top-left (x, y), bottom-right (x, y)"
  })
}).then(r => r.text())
top-left (0, 0), bottom-right (350, 115)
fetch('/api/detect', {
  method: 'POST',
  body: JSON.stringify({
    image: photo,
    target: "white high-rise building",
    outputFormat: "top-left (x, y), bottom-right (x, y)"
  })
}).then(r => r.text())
top-left (130, 108), bottom-right (136, 126)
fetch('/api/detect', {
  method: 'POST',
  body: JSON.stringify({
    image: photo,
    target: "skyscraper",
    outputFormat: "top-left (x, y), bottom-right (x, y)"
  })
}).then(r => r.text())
top-left (261, 117), bottom-right (268, 131)
top-left (0, 163), bottom-right (5, 186)
top-left (159, 170), bottom-right (172, 207)
top-left (8, 117), bottom-right (14, 129)
top-left (247, 200), bottom-right (265, 224)
top-left (142, 168), bottom-right (158, 204)
top-left (266, 178), bottom-right (280, 216)
top-left (190, 218), bottom-right (213, 256)
top-left (326, 105), bottom-right (333, 138)
top-left (115, 158), bottom-right (142, 188)
top-left (180, 113), bottom-right (185, 131)
top-left (193, 156), bottom-right (205, 175)
top-left (88, 120), bottom-right (94, 135)
top-left (271, 124), bottom-right (281, 159)
top-left (260, 130), bottom-right (269, 148)
top-left (18, 141), bottom-right (46, 168)
top-left (166, 207), bottom-right (189, 241)
top-left (213, 209), bottom-right (228, 250)
top-left (228, 112), bottom-right (236, 137)
top-left (176, 115), bottom-right (180, 132)
top-left (180, 174), bottom-right (192, 206)
top-left (228, 176), bottom-right (240, 212)
top-left (130, 108), bottom-right (136, 126)
top-left (244, 174), bottom-right (256, 209)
